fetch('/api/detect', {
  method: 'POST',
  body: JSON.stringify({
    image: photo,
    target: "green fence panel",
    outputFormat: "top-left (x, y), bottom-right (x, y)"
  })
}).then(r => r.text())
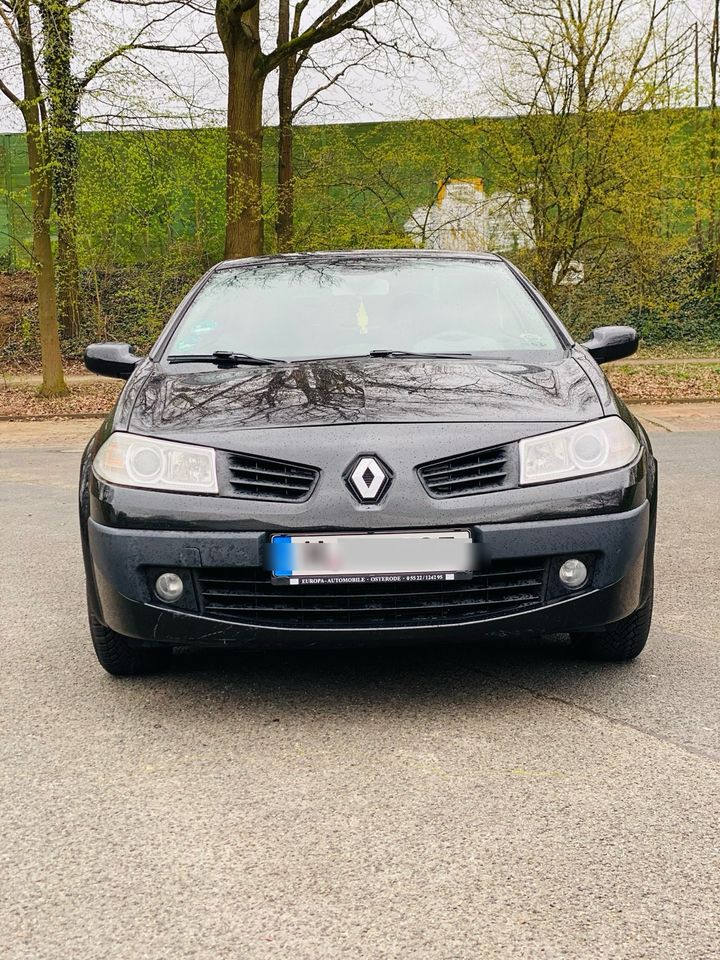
top-left (0, 121), bottom-right (485, 269)
top-left (0, 133), bottom-right (32, 268)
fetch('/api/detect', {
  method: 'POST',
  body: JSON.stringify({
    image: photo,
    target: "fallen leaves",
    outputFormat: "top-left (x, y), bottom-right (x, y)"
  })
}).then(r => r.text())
top-left (1, 362), bottom-right (719, 419)
top-left (0, 381), bottom-right (122, 419)
top-left (607, 364), bottom-right (720, 402)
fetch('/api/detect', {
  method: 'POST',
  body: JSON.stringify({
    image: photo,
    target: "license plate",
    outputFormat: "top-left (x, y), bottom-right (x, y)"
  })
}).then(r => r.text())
top-left (270, 530), bottom-right (475, 585)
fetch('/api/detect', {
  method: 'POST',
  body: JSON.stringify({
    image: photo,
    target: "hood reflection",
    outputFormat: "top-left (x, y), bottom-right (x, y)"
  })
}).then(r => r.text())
top-left (130, 357), bottom-right (601, 433)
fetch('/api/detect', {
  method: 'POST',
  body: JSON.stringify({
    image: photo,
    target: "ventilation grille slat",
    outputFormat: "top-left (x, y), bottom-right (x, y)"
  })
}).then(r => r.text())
top-left (223, 452), bottom-right (319, 502)
top-left (417, 445), bottom-right (513, 498)
top-left (196, 559), bottom-right (548, 628)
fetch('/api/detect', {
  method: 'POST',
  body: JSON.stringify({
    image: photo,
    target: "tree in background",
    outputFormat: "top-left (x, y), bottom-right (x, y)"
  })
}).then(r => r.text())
top-left (273, 0), bottom-right (439, 251)
top-left (0, 0), bottom-right (67, 395)
top-left (693, 0), bottom-right (720, 284)
top-left (459, 0), bottom-right (688, 303)
top-left (215, 0), bottom-right (409, 260)
top-left (35, 0), bottom-right (219, 337)
top-left (37, 0), bottom-right (81, 339)
top-left (324, 117), bottom-right (476, 246)
top-left (274, 0), bottom-right (372, 252)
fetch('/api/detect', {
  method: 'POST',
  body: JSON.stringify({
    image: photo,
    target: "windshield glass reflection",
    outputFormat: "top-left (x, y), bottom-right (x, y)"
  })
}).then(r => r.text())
top-left (167, 257), bottom-right (563, 362)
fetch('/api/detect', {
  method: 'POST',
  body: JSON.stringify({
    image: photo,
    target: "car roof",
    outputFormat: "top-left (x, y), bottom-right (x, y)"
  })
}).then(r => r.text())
top-left (215, 249), bottom-right (504, 271)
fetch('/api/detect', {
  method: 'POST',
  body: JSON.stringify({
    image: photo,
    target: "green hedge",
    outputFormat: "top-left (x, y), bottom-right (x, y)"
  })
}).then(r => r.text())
top-left (2, 113), bottom-right (720, 350)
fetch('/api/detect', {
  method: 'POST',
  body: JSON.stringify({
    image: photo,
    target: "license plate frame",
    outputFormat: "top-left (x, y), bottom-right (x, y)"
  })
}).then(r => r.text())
top-left (270, 529), bottom-right (474, 585)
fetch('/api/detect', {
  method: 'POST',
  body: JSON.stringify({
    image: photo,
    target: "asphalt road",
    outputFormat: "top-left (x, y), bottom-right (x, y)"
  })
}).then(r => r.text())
top-left (1, 426), bottom-right (719, 960)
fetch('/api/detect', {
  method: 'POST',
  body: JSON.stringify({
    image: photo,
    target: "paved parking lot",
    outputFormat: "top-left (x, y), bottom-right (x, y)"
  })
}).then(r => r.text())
top-left (1, 422), bottom-right (719, 959)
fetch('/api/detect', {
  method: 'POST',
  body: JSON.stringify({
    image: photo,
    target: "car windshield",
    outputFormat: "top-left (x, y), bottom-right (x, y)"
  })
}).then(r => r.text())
top-left (165, 257), bottom-right (564, 362)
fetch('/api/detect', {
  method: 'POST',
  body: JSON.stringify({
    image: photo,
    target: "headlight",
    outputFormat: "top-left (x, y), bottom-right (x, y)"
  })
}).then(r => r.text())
top-left (93, 432), bottom-right (218, 493)
top-left (519, 417), bottom-right (640, 485)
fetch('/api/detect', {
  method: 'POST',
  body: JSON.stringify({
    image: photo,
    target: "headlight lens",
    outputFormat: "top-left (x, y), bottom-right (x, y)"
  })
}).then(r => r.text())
top-left (519, 417), bottom-right (640, 485)
top-left (93, 433), bottom-right (218, 493)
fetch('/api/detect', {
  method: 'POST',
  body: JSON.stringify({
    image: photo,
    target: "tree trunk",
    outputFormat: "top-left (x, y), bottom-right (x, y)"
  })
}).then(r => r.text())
top-left (22, 115), bottom-right (66, 396)
top-left (34, 201), bottom-right (66, 396)
top-left (39, 0), bottom-right (83, 338)
top-left (530, 243), bottom-right (557, 306)
top-left (275, 0), bottom-right (295, 252)
top-left (275, 102), bottom-right (294, 252)
top-left (57, 196), bottom-right (82, 337)
top-left (14, 0), bottom-right (67, 395)
top-left (709, 0), bottom-right (720, 282)
top-left (216, 2), bottom-right (265, 259)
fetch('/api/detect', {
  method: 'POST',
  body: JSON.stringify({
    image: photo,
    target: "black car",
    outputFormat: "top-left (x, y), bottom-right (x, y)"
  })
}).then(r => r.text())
top-left (79, 250), bottom-right (657, 675)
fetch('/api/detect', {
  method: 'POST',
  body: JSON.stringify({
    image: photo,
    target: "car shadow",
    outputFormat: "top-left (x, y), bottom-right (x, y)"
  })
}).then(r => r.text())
top-left (171, 631), bottom-right (572, 677)
top-left (127, 632), bottom-right (632, 720)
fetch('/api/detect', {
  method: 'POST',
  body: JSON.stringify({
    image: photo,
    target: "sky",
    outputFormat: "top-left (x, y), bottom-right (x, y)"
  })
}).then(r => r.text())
top-left (0, 0), bottom-right (711, 133)
top-left (0, 0), bottom-right (468, 133)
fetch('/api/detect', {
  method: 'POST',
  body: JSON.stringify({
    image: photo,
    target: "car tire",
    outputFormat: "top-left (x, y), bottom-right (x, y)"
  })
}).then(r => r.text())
top-left (89, 612), bottom-right (172, 676)
top-left (570, 586), bottom-right (653, 662)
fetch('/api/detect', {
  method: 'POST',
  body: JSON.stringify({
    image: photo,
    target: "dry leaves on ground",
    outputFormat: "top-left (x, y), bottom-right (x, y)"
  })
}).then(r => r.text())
top-left (606, 364), bottom-right (720, 402)
top-left (1, 363), bottom-right (720, 419)
top-left (0, 381), bottom-right (122, 419)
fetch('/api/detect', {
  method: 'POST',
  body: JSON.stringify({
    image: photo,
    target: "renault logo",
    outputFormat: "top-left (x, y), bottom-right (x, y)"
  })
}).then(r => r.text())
top-left (344, 455), bottom-right (392, 503)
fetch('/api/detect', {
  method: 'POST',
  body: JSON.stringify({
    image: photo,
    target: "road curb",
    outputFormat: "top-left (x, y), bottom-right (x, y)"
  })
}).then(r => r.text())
top-left (0, 412), bottom-right (107, 422)
top-left (622, 397), bottom-right (720, 404)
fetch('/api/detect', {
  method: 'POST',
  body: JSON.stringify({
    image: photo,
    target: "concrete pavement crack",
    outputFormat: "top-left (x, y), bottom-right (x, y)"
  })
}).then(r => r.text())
top-left (471, 668), bottom-right (720, 764)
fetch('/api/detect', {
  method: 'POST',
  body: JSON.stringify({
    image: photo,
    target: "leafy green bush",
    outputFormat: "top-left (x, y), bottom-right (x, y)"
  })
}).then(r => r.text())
top-left (558, 243), bottom-right (720, 345)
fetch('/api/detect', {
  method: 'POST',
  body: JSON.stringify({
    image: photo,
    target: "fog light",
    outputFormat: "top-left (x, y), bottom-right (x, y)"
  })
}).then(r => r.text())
top-left (155, 572), bottom-right (184, 602)
top-left (558, 558), bottom-right (588, 589)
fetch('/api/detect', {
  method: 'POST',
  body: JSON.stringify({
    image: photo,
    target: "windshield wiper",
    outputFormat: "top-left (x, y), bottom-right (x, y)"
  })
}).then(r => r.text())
top-left (167, 349), bottom-right (476, 367)
top-left (368, 349), bottom-right (473, 359)
top-left (167, 350), bottom-right (283, 367)
top-left (277, 350), bottom-right (476, 364)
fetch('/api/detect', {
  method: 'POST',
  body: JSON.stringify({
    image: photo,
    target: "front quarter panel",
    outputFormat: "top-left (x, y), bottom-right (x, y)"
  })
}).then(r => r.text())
top-left (572, 344), bottom-right (656, 503)
top-left (79, 429), bottom-right (104, 616)
top-left (110, 357), bottom-right (156, 431)
top-left (572, 345), bottom-right (622, 416)
top-left (78, 362), bottom-right (155, 611)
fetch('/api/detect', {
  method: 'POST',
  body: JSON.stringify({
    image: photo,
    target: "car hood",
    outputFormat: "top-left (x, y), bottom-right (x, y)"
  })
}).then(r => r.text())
top-left (128, 356), bottom-right (602, 436)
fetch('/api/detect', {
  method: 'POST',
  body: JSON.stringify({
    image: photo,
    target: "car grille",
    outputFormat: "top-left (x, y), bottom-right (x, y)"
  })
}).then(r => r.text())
top-left (417, 445), bottom-right (514, 498)
top-left (195, 558), bottom-right (548, 629)
top-left (223, 452), bottom-right (319, 502)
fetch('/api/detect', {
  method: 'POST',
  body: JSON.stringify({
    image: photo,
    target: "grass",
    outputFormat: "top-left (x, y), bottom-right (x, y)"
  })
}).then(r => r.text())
top-left (629, 343), bottom-right (720, 360)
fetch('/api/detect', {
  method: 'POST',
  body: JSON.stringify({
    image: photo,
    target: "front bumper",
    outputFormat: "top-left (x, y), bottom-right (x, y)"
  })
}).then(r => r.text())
top-left (86, 500), bottom-right (651, 649)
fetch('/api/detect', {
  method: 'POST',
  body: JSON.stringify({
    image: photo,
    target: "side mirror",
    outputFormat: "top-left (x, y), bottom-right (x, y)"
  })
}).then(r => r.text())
top-left (581, 326), bottom-right (638, 364)
top-left (84, 342), bottom-right (141, 380)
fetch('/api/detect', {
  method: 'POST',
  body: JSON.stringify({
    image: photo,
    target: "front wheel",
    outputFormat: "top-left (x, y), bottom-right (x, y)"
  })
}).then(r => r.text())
top-left (89, 612), bottom-right (172, 676)
top-left (570, 586), bottom-right (653, 662)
